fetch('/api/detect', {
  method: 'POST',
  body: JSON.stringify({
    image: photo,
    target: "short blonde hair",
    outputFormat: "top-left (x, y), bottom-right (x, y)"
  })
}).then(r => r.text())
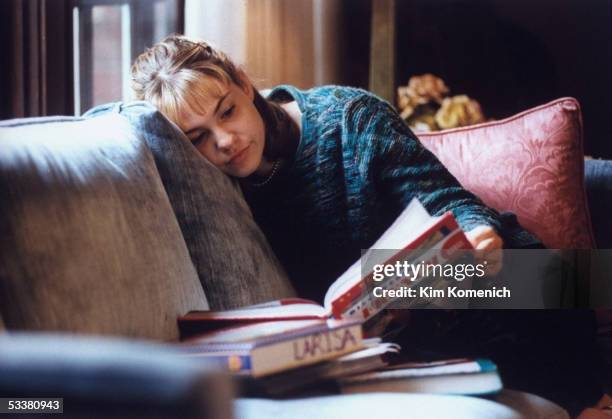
top-left (132, 35), bottom-right (299, 162)
top-left (131, 35), bottom-right (244, 124)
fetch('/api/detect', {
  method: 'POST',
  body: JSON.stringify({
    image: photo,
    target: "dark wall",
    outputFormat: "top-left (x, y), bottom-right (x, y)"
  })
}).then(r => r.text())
top-left (0, 2), bottom-right (13, 118)
top-left (341, 0), bottom-right (612, 158)
top-left (339, 0), bottom-right (371, 89)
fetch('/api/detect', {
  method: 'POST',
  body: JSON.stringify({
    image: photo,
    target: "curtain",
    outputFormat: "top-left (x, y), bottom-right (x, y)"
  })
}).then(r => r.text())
top-left (1, 0), bottom-right (74, 119)
top-left (185, 0), bottom-right (342, 90)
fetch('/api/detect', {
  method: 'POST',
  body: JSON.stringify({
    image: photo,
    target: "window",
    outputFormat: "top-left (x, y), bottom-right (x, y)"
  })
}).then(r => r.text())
top-left (73, 0), bottom-right (181, 115)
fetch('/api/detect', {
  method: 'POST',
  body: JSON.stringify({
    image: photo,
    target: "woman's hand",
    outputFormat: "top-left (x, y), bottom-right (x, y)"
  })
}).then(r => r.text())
top-left (465, 225), bottom-right (504, 275)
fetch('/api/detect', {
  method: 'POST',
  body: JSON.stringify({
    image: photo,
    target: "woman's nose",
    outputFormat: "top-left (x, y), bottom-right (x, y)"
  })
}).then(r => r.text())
top-left (216, 130), bottom-right (235, 152)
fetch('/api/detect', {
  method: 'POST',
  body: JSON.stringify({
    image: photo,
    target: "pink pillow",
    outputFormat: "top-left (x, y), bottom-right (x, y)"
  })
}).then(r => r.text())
top-left (417, 97), bottom-right (595, 249)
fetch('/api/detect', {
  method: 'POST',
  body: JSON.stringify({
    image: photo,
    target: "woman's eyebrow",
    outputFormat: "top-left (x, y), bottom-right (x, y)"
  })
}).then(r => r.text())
top-left (214, 92), bottom-right (231, 114)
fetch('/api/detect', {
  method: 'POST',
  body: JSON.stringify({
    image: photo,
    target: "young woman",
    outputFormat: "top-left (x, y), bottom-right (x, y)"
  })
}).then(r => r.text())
top-left (128, 35), bottom-right (530, 301)
top-left (130, 35), bottom-right (601, 414)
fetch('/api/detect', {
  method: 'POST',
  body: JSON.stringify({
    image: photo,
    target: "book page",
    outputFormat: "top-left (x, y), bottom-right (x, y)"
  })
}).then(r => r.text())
top-left (370, 198), bottom-right (433, 249)
top-left (324, 199), bottom-right (436, 309)
top-left (182, 303), bottom-right (328, 321)
top-left (187, 319), bottom-right (327, 343)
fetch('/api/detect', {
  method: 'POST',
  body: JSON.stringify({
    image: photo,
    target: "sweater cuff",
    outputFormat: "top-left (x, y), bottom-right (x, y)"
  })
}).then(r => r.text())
top-left (455, 210), bottom-right (503, 236)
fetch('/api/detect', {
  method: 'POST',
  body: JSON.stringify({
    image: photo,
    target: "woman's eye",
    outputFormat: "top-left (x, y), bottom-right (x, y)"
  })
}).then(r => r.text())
top-left (192, 132), bottom-right (208, 146)
top-left (221, 105), bottom-right (235, 120)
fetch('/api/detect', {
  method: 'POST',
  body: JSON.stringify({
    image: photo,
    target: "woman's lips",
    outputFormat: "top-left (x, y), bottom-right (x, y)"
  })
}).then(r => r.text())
top-left (228, 145), bottom-right (250, 166)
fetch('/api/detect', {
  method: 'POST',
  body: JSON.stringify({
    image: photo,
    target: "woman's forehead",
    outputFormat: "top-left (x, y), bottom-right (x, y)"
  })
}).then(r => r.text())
top-left (177, 78), bottom-right (230, 127)
top-left (177, 103), bottom-right (215, 133)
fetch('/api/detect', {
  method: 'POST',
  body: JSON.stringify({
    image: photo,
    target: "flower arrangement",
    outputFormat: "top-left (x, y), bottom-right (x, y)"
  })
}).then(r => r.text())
top-left (397, 74), bottom-right (486, 132)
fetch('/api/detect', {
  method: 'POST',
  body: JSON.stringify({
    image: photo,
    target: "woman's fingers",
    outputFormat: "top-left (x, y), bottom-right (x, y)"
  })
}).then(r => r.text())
top-left (475, 236), bottom-right (501, 251)
top-left (466, 225), bottom-right (504, 276)
top-left (466, 225), bottom-right (496, 243)
top-left (466, 225), bottom-right (503, 250)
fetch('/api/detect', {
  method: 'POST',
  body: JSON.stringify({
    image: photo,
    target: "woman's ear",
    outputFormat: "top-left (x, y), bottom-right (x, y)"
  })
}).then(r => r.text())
top-left (237, 71), bottom-right (255, 101)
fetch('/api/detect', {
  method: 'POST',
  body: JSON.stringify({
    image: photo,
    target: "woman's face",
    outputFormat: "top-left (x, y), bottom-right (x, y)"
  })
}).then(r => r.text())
top-left (177, 79), bottom-right (266, 178)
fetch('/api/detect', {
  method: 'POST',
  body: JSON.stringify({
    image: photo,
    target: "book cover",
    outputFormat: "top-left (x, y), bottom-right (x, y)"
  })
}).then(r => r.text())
top-left (178, 319), bottom-right (363, 377)
top-left (178, 299), bottom-right (327, 338)
top-left (339, 358), bottom-right (503, 396)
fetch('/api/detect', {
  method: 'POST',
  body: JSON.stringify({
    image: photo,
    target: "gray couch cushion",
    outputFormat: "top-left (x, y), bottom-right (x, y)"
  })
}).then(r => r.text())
top-left (0, 115), bottom-right (208, 340)
top-left (85, 103), bottom-right (295, 309)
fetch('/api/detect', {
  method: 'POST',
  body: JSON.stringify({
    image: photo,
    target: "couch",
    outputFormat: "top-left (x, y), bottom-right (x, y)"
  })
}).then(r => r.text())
top-left (0, 97), bottom-right (610, 418)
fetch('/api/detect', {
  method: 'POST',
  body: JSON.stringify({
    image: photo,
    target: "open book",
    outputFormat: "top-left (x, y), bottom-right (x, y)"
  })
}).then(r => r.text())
top-left (179, 199), bottom-right (472, 337)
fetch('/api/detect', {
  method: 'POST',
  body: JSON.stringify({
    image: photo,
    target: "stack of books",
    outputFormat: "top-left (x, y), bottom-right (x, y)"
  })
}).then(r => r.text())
top-left (174, 199), bottom-right (503, 396)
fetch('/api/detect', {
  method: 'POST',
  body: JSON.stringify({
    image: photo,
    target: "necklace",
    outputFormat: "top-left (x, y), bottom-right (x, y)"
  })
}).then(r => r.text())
top-left (251, 160), bottom-right (281, 188)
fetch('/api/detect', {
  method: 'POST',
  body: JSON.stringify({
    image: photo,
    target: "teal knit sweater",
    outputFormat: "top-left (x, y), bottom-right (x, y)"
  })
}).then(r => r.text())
top-left (243, 85), bottom-right (535, 301)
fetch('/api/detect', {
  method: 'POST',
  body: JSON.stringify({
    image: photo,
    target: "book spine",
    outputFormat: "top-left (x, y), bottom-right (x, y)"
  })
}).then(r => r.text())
top-left (249, 323), bottom-right (363, 377)
top-left (179, 323), bottom-right (364, 377)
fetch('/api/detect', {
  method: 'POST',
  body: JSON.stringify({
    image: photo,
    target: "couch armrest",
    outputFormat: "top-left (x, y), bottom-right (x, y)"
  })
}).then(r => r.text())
top-left (0, 333), bottom-right (233, 419)
top-left (584, 159), bottom-right (612, 248)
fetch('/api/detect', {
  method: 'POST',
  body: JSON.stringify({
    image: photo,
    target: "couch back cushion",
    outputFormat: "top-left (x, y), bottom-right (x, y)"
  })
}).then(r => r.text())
top-left (84, 103), bottom-right (296, 309)
top-left (0, 115), bottom-right (208, 340)
top-left (417, 97), bottom-right (595, 249)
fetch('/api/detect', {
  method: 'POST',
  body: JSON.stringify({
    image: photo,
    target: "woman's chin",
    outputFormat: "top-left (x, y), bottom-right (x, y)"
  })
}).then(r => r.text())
top-left (229, 163), bottom-right (259, 178)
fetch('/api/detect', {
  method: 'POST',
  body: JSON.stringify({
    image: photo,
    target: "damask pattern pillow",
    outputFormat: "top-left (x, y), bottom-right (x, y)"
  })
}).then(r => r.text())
top-left (417, 97), bottom-right (595, 249)
top-left (85, 102), bottom-right (296, 309)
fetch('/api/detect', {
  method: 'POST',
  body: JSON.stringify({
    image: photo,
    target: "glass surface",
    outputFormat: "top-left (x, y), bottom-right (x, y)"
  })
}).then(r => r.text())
top-left (91, 5), bottom-right (123, 106)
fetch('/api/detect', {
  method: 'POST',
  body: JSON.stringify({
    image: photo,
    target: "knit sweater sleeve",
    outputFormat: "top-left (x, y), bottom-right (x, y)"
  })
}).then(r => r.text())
top-left (344, 93), bottom-right (502, 233)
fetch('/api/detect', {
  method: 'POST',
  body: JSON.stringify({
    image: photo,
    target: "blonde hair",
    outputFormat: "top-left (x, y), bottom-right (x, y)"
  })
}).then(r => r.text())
top-left (131, 34), bottom-right (244, 124)
top-left (131, 34), bottom-right (300, 162)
